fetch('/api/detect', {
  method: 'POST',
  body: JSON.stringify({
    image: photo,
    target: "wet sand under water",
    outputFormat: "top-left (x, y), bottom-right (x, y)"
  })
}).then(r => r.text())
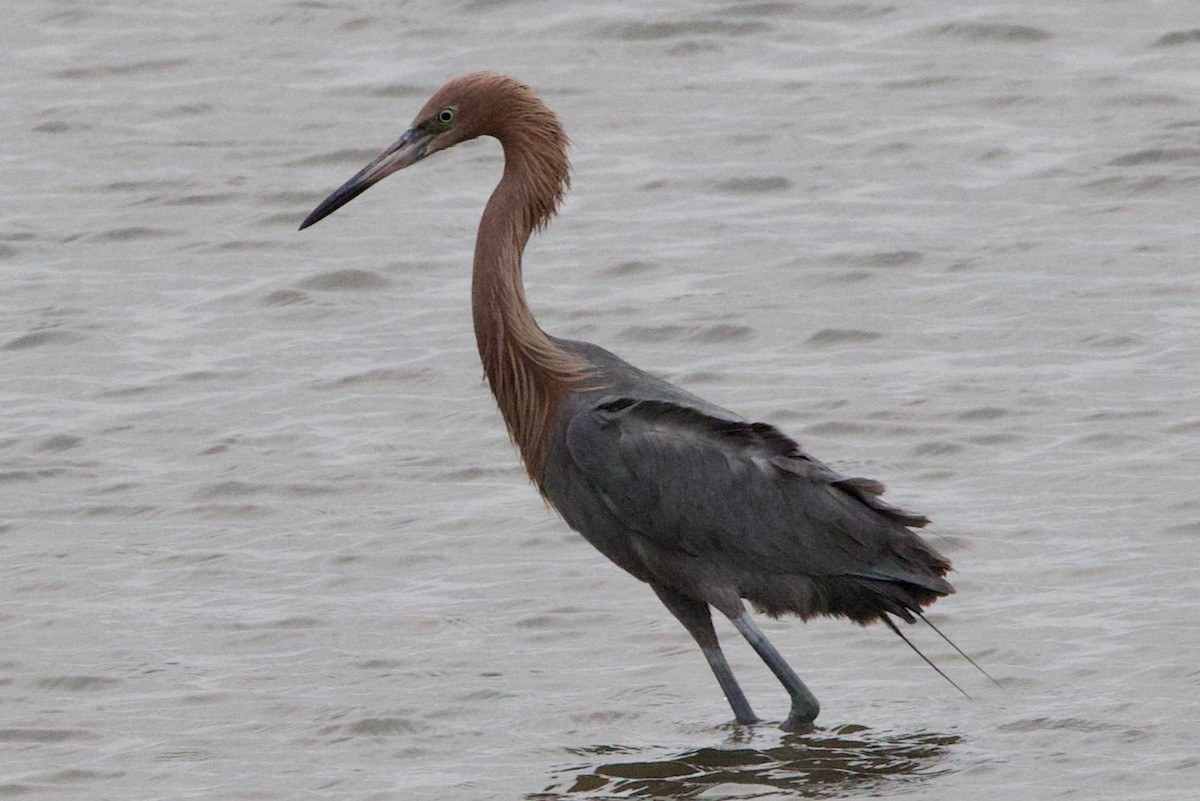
top-left (3, 1), bottom-right (1199, 799)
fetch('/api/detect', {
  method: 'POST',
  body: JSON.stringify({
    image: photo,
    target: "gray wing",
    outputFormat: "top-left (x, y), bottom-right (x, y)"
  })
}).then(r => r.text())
top-left (564, 396), bottom-right (949, 593)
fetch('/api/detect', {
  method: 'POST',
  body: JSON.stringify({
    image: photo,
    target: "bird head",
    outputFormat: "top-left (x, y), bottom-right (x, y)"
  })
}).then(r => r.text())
top-left (299, 72), bottom-right (536, 230)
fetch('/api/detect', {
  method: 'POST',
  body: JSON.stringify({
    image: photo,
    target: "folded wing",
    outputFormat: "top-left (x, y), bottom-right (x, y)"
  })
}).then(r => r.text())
top-left (564, 396), bottom-right (952, 622)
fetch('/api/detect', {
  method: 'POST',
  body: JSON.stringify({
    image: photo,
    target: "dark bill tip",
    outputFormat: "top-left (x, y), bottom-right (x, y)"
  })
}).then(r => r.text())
top-left (298, 127), bottom-right (424, 231)
top-left (298, 172), bottom-right (376, 231)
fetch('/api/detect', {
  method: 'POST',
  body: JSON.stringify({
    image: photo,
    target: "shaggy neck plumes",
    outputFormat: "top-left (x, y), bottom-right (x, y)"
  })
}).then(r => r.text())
top-left (470, 84), bottom-right (587, 483)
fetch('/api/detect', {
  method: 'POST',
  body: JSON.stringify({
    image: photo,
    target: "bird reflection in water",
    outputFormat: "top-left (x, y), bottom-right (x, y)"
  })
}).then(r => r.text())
top-left (529, 725), bottom-right (960, 799)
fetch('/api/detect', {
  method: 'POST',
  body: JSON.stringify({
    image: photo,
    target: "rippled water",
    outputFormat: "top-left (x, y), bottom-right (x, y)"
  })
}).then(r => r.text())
top-left (4, 1), bottom-right (1199, 799)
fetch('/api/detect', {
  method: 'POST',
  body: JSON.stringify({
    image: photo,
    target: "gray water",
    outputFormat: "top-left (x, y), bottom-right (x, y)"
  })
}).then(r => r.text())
top-left (4, 1), bottom-right (1199, 798)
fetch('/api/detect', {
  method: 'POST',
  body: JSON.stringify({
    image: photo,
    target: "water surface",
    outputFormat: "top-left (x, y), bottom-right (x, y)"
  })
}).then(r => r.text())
top-left (3, 1), bottom-right (1199, 798)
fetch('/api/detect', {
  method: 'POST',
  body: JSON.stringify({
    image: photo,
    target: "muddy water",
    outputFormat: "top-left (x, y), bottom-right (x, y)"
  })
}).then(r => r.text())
top-left (3, 1), bottom-right (1199, 798)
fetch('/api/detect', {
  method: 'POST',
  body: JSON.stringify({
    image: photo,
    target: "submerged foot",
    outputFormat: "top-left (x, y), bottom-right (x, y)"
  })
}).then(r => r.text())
top-left (780, 696), bottom-right (820, 731)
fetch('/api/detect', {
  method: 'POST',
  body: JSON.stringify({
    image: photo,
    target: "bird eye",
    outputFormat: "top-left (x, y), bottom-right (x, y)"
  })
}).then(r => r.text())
top-left (437, 108), bottom-right (455, 125)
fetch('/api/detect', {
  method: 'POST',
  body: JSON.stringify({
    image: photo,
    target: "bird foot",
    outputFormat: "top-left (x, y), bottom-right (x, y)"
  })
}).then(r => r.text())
top-left (780, 697), bottom-right (820, 732)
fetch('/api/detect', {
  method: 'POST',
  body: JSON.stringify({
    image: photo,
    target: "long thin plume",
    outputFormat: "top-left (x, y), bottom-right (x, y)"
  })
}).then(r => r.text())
top-left (882, 614), bottom-right (972, 700)
top-left (918, 612), bottom-right (1003, 688)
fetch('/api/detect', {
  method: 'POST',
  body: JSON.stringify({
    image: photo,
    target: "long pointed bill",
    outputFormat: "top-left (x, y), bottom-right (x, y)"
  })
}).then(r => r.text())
top-left (299, 127), bottom-right (430, 230)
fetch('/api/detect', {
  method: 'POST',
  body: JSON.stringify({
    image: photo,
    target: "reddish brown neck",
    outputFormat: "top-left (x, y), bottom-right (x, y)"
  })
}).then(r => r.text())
top-left (471, 124), bottom-right (584, 482)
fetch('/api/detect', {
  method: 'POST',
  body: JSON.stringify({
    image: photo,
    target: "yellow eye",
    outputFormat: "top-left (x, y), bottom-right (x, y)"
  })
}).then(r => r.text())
top-left (437, 107), bottom-right (455, 125)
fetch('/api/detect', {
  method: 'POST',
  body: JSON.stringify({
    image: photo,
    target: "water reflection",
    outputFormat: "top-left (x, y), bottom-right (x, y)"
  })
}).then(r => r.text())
top-left (529, 724), bottom-right (960, 799)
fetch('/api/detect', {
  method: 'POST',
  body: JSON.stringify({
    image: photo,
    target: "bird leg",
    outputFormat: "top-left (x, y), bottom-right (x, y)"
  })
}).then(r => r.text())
top-left (699, 641), bottom-right (759, 726)
top-left (651, 585), bottom-right (759, 725)
top-left (731, 612), bottom-right (820, 730)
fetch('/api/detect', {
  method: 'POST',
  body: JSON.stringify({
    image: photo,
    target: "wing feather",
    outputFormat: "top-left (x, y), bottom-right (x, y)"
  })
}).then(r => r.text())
top-left (564, 396), bottom-right (948, 593)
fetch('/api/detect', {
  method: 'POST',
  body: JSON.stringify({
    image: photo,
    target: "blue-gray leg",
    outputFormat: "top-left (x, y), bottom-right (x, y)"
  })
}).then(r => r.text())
top-left (698, 640), bottom-right (758, 726)
top-left (652, 585), bottom-right (759, 725)
top-left (731, 611), bottom-right (820, 730)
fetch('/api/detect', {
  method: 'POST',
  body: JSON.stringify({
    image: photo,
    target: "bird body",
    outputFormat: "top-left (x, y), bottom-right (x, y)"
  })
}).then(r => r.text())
top-left (301, 72), bottom-right (958, 729)
top-left (541, 337), bottom-right (950, 623)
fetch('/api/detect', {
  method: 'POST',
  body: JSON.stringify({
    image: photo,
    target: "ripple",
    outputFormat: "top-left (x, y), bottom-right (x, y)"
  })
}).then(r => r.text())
top-left (101, 179), bottom-right (180, 193)
top-left (186, 503), bottom-right (273, 520)
top-left (606, 19), bottom-right (771, 40)
top-left (968, 432), bottom-right (1022, 446)
top-left (33, 120), bottom-right (75, 134)
top-left (829, 250), bottom-right (923, 269)
top-left (716, 1), bottom-right (795, 18)
top-left (0, 468), bottom-right (68, 483)
top-left (1109, 147), bottom-right (1200, 167)
top-left (366, 83), bottom-right (434, 99)
top-left (713, 176), bottom-right (792, 194)
top-left (41, 768), bottom-right (119, 783)
top-left (155, 748), bottom-right (217, 762)
top-left (159, 192), bottom-right (238, 207)
top-left (53, 58), bottom-right (189, 80)
top-left (1080, 333), bottom-right (1144, 350)
top-left (692, 324), bottom-right (754, 344)
top-left (1153, 29), bottom-right (1200, 47)
top-left (926, 22), bottom-right (1053, 43)
top-left (614, 323), bottom-right (755, 344)
top-left (1071, 431), bottom-right (1148, 449)
top-left (346, 717), bottom-right (427, 736)
top-left (35, 675), bottom-right (120, 691)
top-left (177, 370), bottom-right (244, 383)
top-left (261, 288), bottom-right (310, 306)
top-left (75, 504), bottom-right (158, 519)
top-left (1164, 520), bottom-right (1200, 537)
top-left (312, 367), bottom-right (440, 388)
top-left (718, 2), bottom-right (896, 21)
top-left (997, 716), bottom-right (1145, 736)
top-left (609, 19), bottom-right (768, 39)
top-left (862, 250), bottom-right (923, 268)
top-left (293, 148), bottom-right (379, 168)
top-left (956, 407), bottom-right (1008, 422)
top-left (804, 420), bottom-right (871, 436)
top-left (911, 441), bottom-right (964, 456)
top-left (36, 435), bottom-right (84, 452)
top-left (194, 480), bottom-right (339, 501)
top-left (617, 324), bottom-right (689, 342)
top-left (0, 728), bottom-right (91, 743)
top-left (262, 616), bottom-right (321, 630)
top-left (195, 480), bottom-right (265, 498)
top-left (806, 328), bottom-right (883, 346)
top-left (1103, 92), bottom-right (1184, 108)
top-left (602, 260), bottom-right (658, 277)
top-left (354, 658), bottom-right (404, 669)
top-left (3, 330), bottom-right (86, 350)
top-left (89, 226), bottom-right (173, 242)
top-left (1083, 173), bottom-right (1200, 197)
top-left (96, 384), bottom-right (160, 399)
top-left (297, 269), bottom-right (391, 291)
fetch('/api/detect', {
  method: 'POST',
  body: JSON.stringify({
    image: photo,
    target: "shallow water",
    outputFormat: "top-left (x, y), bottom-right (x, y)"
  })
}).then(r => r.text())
top-left (3, 1), bottom-right (1199, 798)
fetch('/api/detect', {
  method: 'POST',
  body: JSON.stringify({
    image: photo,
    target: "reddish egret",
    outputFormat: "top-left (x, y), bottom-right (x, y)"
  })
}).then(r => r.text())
top-left (301, 73), bottom-right (968, 729)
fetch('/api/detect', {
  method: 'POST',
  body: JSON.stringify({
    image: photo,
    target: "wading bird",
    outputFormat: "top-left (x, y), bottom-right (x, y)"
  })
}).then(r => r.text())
top-left (301, 73), bottom-right (968, 730)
